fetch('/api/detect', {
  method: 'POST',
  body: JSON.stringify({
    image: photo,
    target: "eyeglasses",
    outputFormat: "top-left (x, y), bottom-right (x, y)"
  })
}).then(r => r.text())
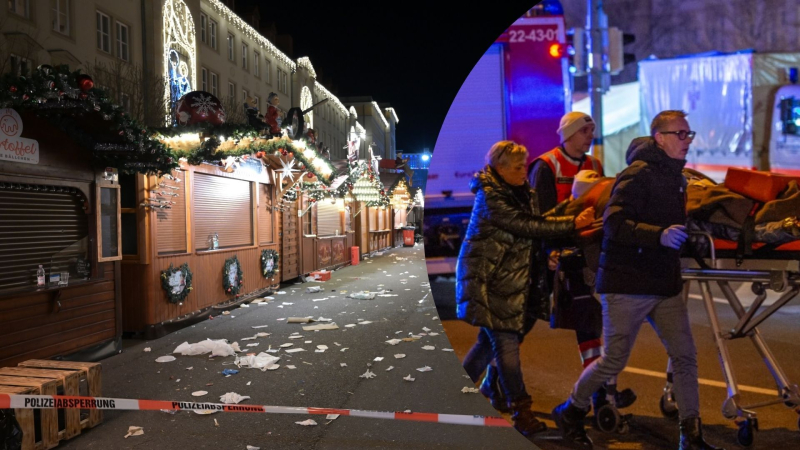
top-left (659, 130), bottom-right (696, 140)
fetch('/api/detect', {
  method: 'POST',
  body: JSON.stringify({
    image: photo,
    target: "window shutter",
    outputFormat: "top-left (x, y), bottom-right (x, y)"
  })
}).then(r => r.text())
top-left (258, 183), bottom-right (274, 244)
top-left (0, 183), bottom-right (89, 291)
top-left (317, 201), bottom-right (340, 237)
top-left (156, 171), bottom-right (187, 254)
top-left (193, 173), bottom-right (252, 250)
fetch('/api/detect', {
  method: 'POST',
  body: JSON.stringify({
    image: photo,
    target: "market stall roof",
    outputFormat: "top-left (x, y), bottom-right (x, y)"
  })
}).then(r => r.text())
top-left (379, 173), bottom-right (403, 193)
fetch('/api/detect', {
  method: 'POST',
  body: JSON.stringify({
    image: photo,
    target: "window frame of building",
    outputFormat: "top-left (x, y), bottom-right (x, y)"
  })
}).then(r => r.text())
top-left (252, 96), bottom-right (259, 111)
top-left (241, 42), bottom-right (248, 70)
top-left (9, 0), bottom-right (30, 18)
top-left (115, 21), bottom-right (130, 62)
top-left (209, 19), bottom-right (217, 49)
top-left (210, 71), bottom-right (218, 96)
top-left (96, 10), bottom-right (111, 54)
top-left (9, 54), bottom-right (32, 76)
top-left (242, 89), bottom-right (248, 103)
top-left (120, 92), bottom-right (131, 113)
top-left (201, 67), bottom-right (208, 92)
top-left (199, 13), bottom-right (207, 44)
top-left (227, 33), bottom-right (235, 61)
top-left (52, 0), bottom-right (70, 36)
top-left (253, 51), bottom-right (260, 78)
top-left (264, 58), bottom-right (271, 84)
top-left (228, 82), bottom-right (235, 100)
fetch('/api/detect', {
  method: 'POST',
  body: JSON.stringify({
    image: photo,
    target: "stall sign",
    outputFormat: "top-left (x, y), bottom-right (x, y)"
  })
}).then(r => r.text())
top-left (0, 109), bottom-right (39, 165)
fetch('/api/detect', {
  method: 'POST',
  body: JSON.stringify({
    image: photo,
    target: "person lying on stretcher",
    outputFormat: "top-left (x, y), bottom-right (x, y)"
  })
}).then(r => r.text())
top-left (547, 166), bottom-right (800, 271)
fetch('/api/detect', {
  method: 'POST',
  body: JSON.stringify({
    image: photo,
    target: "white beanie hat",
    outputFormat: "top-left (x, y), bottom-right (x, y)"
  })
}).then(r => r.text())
top-left (571, 170), bottom-right (601, 199)
top-left (557, 112), bottom-right (595, 141)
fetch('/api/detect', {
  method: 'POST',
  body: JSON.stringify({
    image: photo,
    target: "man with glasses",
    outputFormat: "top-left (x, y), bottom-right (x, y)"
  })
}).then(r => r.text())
top-left (552, 111), bottom-right (724, 450)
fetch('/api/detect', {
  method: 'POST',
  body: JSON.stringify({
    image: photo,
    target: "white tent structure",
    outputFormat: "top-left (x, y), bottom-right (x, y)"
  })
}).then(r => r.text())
top-left (573, 81), bottom-right (641, 176)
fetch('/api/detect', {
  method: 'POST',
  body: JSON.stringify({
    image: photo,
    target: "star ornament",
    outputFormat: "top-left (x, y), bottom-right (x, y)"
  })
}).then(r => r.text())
top-left (274, 158), bottom-right (301, 190)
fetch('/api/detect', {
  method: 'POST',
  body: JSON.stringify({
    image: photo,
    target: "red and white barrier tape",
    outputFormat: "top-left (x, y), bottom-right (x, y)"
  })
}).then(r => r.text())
top-left (0, 394), bottom-right (511, 428)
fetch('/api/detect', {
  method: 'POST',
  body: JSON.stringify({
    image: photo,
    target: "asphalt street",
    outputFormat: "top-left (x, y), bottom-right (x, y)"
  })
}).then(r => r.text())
top-left (434, 275), bottom-right (800, 450)
top-left (56, 245), bottom-right (537, 450)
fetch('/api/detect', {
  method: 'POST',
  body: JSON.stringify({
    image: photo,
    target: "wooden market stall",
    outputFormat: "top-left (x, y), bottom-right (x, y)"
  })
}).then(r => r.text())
top-left (0, 109), bottom-right (129, 367)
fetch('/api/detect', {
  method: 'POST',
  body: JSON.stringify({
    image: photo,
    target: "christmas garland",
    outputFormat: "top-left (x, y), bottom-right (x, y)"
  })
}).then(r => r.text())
top-left (160, 263), bottom-right (193, 304)
top-left (223, 255), bottom-right (244, 296)
top-left (261, 249), bottom-right (280, 279)
top-left (156, 126), bottom-right (337, 185)
top-left (0, 64), bottom-right (177, 175)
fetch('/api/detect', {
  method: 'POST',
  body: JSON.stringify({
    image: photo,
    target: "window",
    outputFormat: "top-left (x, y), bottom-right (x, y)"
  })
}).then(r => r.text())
top-left (264, 59), bottom-right (271, 83)
top-left (241, 42), bottom-right (248, 70)
top-left (97, 184), bottom-right (121, 262)
top-left (9, 0), bottom-right (29, 18)
top-left (252, 96), bottom-right (259, 111)
top-left (0, 183), bottom-right (90, 292)
top-left (227, 33), bottom-right (235, 61)
top-left (156, 171), bottom-right (187, 255)
top-left (254, 51), bottom-right (260, 77)
top-left (120, 93), bottom-right (131, 113)
top-left (209, 19), bottom-right (217, 49)
top-left (200, 13), bottom-right (207, 43)
top-left (242, 89), bottom-right (247, 103)
top-left (96, 11), bottom-right (111, 53)
top-left (116, 22), bottom-right (129, 61)
top-left (201, 67), bottom-right (207, 92)
top-left (258, 184), bottom-right (274, 245)
top-left (228, 82), bottom-right (235, 100)
top-left (210, 72), bottom-right (218, 96)
top-left (52, 0), bottom-right (70, 35)
top-left (193, 174), bottom-right (253, 250)
top-left (277, 69), bottom-right (288, 94)
top-left (9, 54), bottom-right (31, 76)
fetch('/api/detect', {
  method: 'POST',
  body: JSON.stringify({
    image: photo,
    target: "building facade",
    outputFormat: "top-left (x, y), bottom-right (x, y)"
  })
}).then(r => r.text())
top-left (2, 0), bottom-right (396, 152)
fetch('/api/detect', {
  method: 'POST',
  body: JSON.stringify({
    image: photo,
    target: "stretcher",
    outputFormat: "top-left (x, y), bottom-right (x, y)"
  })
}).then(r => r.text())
top-left (664, 232), bottom-right (800, 447)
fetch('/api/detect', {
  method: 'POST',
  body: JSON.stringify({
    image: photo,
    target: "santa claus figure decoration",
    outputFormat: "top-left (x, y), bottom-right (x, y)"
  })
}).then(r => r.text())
top-left (175, 91), bottom-right (226, 126)
top-left (265, 92), bottom-right (281, 136)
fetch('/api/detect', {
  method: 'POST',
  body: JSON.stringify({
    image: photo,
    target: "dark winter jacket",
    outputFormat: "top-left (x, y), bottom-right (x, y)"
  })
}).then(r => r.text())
top-left (595, 137), bottom-right (687, 296)
top-left (456, 166), bottom-right (576, 333)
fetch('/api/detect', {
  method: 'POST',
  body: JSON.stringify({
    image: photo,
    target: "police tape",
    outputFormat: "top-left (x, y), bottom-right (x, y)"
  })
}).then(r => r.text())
top-left (0, 393), bottom-right (512, 428)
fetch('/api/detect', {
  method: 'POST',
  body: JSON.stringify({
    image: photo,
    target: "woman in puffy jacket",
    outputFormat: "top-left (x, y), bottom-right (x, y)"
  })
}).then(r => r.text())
top-left (456, 140), bottom-right (594, 439)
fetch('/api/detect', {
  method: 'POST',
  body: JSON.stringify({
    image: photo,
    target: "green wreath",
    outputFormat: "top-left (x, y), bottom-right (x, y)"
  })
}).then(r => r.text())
top-left (261, 249), bottom-right (280, 279)
top-left (160, 263), bottom-right (193, 304)
top-left (223, 255), bottom-right (244, 296)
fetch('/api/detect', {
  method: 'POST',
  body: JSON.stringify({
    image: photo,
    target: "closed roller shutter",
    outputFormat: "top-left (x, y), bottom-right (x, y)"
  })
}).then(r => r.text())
top-left (258, 184), bottom-right (274, 244)
top-left (194, 173), bottom-right (252, 250)
top-left (156, 171), bottom-right (187, 254)
top-left (0, 183), bottom-right (89, 291)
top-left (317, 201), bottom-right (340, 237)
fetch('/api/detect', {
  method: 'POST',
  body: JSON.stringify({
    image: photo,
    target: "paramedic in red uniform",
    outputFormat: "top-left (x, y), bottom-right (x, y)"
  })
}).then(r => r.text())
top-left (528, 112), bottom-right (635, 413)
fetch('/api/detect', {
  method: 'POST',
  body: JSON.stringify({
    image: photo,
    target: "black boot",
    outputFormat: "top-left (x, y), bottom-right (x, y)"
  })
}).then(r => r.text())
top-left (479, 365), bottom-right (511, 413)
top-left (552, 400), bottom-right (593, 448)
top-left (679, 417), bottom-right (725, 450)
top-left (508, 396), bottom-right (547, 438)
top-left (614, 388), bottom-right (637, 409)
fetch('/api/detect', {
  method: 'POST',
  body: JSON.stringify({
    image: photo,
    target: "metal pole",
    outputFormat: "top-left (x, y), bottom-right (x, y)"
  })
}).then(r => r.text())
top-left (587, 0), bottom-right (608, 166)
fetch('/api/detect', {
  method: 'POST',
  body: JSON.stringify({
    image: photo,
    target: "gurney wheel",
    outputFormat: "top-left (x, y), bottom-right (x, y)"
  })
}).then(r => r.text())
top-left (659, 393), bottom-right (679, 419)
top-left (737, 419), bottom-right (755, 447)
top-left (595, 404), bottom-right (622, 433)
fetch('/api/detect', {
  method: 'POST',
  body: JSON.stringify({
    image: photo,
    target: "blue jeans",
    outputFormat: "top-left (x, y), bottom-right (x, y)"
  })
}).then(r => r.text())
top-left (463, 327), bottom-right (528, 403)
top-left (570, 292), bottom-right (699, 419)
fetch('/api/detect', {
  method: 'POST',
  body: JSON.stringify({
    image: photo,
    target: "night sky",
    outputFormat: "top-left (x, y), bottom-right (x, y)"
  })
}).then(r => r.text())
top-left (235, 0), bottom-right (541, 154)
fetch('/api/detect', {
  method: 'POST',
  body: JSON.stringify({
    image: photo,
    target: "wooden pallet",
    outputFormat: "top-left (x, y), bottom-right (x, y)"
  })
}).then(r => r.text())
top-left (0, 367), bottom-right (82, 439)
top-left (18, 360), bottom-right (103, 428)
top-left (0, 378), bottom-right (58, 450)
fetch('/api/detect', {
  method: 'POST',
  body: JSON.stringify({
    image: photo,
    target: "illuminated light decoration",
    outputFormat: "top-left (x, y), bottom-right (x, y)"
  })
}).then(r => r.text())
top-left (314, 81), bottom-right (347, 116)
top-left (297, 57), bottom-right (317, 79)
top-left (413, 188), bottom-right (424, 208)
top-left (163, 0), bottom-right (197, 125)
top-left (301, 86), bottom-right (313, 129)
top-left (158, 132), bottom-right (201, 153)
top-left (349, 106), bottom-right (357, 119)
top-left (372, 101), bottom-right (389, 129)
top-left (303, 148), bottom-right (316, 160)
top-left (275, 157), bottom-right (300, 186)
top-left (421, 154), bottom-right (430, 161)
top-left (206, 0), bottom-right (295, 70)
top-left (385, 107), bottom-right (399, 124)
